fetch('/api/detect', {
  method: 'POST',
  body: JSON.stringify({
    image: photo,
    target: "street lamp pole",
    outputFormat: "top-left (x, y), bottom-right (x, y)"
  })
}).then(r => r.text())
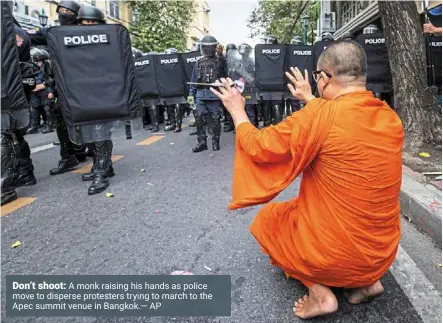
top-left (302, 14), bottom-right (309, 44)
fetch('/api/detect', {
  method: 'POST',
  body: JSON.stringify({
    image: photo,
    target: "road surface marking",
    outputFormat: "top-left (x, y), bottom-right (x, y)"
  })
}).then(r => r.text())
top-left (1, 198), bottom-right (37, 217)
top-left (390, 245), bottom-right (442, 323)
top-left (136, 135), bottom-right (164, 146)
top-left (72, 155), bottom-right (124, 174)
top-left (30, 143), bottom-right (56, 154)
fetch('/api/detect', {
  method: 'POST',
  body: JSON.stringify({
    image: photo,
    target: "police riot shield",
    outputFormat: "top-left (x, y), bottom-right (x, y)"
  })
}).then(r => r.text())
top-left (1, 1), bottom-right (30, 131)
top-left (46, 24), bottom-right (142, 144)
top-left (181, 51), bottom-right (203, 95)
top-left (429, 36), bottom-right (442, 93)
top-left (254, 44), bottom-right (287, 93)
top-left (134, 55), bottom-right (159, 99)
top-left (227, 49), bottom-right (257, 104)
top-left (155, 53), bottom-right (186, 103)
top-left (356, 33), bottom-right (392, 93)
top-left (313, 40), bottom-right (334, 70)
top-left (286, 44), bottom-right (314, 99)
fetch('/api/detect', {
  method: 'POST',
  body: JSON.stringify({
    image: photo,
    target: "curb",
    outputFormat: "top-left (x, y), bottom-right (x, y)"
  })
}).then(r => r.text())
top-left (400, 166), bottom-right (442, 248)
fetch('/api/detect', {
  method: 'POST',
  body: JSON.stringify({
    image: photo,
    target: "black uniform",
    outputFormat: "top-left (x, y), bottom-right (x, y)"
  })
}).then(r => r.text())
top-left (26, 0), bottom-right (87, 175)
top-left (1, 9), bottom-right (37, 205)
top-left (189, 35), bottom-right (227, 152)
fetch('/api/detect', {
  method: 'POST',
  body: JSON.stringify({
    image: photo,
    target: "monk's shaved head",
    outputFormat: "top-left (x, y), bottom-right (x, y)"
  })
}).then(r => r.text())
top-left (317, 41), bottom-right (367, 85)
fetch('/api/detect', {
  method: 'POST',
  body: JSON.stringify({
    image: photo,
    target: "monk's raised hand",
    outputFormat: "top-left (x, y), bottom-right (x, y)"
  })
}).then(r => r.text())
top-left (210, 78), bottom-right (245, 115)
top-left (286, 67), bottom-right (314, 104)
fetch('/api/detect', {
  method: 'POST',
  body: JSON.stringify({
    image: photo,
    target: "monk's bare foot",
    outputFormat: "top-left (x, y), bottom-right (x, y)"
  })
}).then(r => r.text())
top-left (293, 284), bottom-right (338, 319)
top-left (344, 280), bottom-right (384, 305)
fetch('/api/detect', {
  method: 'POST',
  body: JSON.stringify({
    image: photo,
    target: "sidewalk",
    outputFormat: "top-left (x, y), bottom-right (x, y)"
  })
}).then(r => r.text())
top-left (401, 165), bottom-right (442, 247)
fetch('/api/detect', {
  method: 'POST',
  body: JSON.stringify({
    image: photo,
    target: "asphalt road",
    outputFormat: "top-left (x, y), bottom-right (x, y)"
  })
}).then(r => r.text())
top-left (1, 117), bottom-right (442, 323)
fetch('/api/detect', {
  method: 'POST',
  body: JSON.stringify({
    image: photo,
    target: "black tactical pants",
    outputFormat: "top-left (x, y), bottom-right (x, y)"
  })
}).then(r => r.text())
top-left (1, 129), bottom-right (36, 205)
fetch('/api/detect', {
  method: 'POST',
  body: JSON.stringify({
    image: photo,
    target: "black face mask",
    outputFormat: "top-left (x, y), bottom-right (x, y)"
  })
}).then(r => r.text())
top-left (58, 12), bottom-right (77, 26)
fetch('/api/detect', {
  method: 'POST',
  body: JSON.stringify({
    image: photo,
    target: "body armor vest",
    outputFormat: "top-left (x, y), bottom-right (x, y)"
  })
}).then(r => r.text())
top-left (197, 56), bottom-right (224, 84)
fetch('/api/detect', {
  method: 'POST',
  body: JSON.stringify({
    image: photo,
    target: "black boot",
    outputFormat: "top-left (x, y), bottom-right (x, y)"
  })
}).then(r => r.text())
top-left (1, 133), bottom-right (19, 206)
top-left (174, 104), bottom-right (182, 133)
top-left (14, 134), bottom-right (37, 187)
top-left (27, 106), bottom-right (40, 134)
top-left (192, 113), bottom-right (208, 152)
top-left (272, 104), bottom-right (283, 125)
top-left (73, 144), bottom-right (87, 163)
top-left (212, 112), bottom-right (222, 151)
top-left (82, 151), bottom-right (115, 181)
top-left (164, 105), bottom-right (176, 131)
top-left (88, 140), bottom-right (113, 195)
top-left (41, 105), bottom-right (54, 134)
top-left (50, 118), bottom-right (79, 175)
top-left (150, 106), bottom-right (159, 133)
top-left (263, 102), bottom-right (272, 127)
top-left (125, 120), bottom-right (132, 139)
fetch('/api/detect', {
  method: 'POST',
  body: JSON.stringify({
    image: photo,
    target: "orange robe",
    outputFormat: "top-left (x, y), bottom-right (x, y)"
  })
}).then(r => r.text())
top-left (230, 91), bottom-right (403, 288)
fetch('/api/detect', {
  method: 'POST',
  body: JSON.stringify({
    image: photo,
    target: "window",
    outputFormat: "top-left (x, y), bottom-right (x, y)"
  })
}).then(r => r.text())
top-left (24, 5), bottom-right (28, 15)
top-left (109, 0), bottom-right (119, 19)
top-left (91, 0), bottom-right (96, 6)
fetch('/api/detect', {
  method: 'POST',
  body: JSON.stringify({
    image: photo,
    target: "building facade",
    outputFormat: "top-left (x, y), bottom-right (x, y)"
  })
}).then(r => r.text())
top-left (12, 0), bottom-right (133, 30)
top-left (186, 0), bottom-right (211, 50)
top-left (318, 0), bottom-right (441, 39)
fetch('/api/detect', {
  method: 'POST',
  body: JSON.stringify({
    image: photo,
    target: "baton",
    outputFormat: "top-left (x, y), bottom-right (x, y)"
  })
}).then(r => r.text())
top-left (187, 78), bottom-right (246, 92)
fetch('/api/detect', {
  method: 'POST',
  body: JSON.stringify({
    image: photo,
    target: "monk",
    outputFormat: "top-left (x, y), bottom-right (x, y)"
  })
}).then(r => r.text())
top-left (210, 40), bottom-right (404, 319)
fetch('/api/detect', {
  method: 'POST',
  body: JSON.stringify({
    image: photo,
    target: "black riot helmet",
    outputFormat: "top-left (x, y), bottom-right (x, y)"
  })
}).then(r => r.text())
top-left (321, 32), bottom-right (334, 42)
top-left (291, 35), bottom-right (304, 45)
top-left (38, 49), bottom-right (50, 60)
top-left (200, 35), bottom-right (218, 57)
top-left (56, 0), bottom-right (81, 25)
top-left (165, 48), bottom-right (178, 54)
top-left (77, 6), bottom-right (106, 24)
top-left (132, 47), bottom-right (143, 58)
top-left (30, 47), bottom-right (44, 62)
top-left (238, 43), bottom-right (252, 56)
top-left (261, 35), bottom-right (278, 44)
top-left (226, 43), bottom-right (237, 53)
top-left (340, 32), bottom-right (354, 40)
top-left (363, 24), bottom-right (379, 35)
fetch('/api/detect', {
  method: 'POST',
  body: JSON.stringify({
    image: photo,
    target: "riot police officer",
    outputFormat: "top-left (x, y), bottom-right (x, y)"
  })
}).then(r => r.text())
top-left (262, 35), bottom-right (278, 44)
top-left (223, 44), bottom-right (238, 132)
top-left (340, 32), bottom-right (354, 40)
top-left (363, 24), bottom-right (379, 35)
top-left (26, 0), bottom-right (88, 175)
top-left (28, 48), bottom-right (54, 134)
top-left (320, 32), bottom-right (334, 42)
top-left (163, 48), bottom-right (184, 133)
top-left (76, 5), bottom-right (115, 195)
top-left (291, 35), bottom-right (304, 45)
top-left (259, 34), bottom-right (284, 127)
top-left (237, 43), bottom-right (258, 127)
top-left (188, 35), bottom-right (227, 152)
top-left (1, 20), bottom-right (38, 205)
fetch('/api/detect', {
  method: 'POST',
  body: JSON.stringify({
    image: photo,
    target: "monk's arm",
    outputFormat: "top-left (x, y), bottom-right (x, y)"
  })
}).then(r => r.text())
top-left (234, 116), bottom-right (295, 164)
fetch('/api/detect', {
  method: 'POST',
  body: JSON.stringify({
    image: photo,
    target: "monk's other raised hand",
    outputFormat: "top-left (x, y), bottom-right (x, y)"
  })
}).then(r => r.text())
top-left (286, 67), bottom-right (315, 104)
top-left (210, 78), bottom-right (245, 115)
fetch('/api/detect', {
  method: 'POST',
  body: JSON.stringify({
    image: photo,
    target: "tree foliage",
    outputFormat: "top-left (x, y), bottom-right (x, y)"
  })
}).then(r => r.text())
top-left (248, 0), bottom-right (320, 44)
top-left (126, 0), bottom-right (197, 53)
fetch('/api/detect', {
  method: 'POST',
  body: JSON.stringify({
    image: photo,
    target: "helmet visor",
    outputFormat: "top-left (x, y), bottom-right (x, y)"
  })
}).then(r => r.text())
top-left (200, 44), bottom-right (216, 56)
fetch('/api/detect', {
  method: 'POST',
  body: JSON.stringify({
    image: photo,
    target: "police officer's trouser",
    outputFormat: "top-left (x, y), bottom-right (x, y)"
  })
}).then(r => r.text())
top-left (1, 129), bottom-right (36, 205)
top-left (246, 104), bottom-right (258, 127)
top-left (195, 99), bottom-right (222, 144)
top-left (49, 101), bottom-right (87, 175)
